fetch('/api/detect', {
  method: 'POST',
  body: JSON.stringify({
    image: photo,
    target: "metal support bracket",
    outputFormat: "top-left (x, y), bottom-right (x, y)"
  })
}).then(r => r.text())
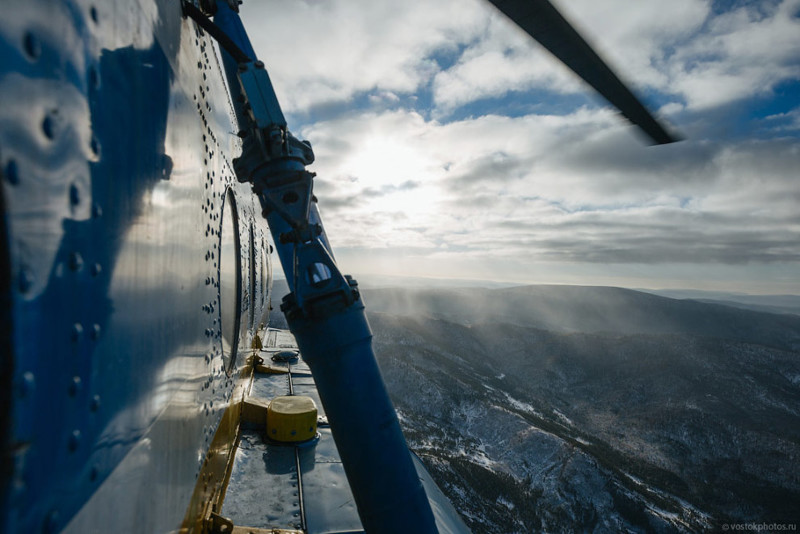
top-left (286, 241), bottom-right (358, 319)
top-left (205, 512), bottom-right (234, 534)
top-left (252, 167), bottom-right (314, 232)
top-left (230, 58), bottom-right (357, 321)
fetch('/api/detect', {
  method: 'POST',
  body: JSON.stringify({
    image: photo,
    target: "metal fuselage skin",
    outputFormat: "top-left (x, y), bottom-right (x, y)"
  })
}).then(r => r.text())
top-left (0, 0), bottom-right (272, 531)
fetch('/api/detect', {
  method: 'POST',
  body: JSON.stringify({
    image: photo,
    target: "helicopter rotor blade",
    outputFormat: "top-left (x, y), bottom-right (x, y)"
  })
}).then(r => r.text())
top-left (487, 0), bottom-right (679, 145)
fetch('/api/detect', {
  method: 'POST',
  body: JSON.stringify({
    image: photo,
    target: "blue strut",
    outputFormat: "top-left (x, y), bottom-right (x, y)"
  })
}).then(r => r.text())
top-left (211, 3), bottom-right (439, 533)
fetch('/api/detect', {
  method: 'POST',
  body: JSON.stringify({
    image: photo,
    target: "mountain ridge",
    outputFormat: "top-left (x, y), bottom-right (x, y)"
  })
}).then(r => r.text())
top-left (269, 282), bottom-right (800, 531)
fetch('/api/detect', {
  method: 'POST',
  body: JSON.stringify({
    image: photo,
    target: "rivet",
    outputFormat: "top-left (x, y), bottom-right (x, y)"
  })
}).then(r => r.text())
top-left (90, 324), bottom-right (101, 340)
top-left (91, 203), bottom-right (102, 218)
top-left (18, 372), bottom-right (35, 398)
top-left (90, 395), bottom-right (101, 412)
top-left (71, 323), bottom-right (84, 341)
top-left (17, 267), bottom-right (34, 294)
top-left (68, 430), bottom-right (81, 452)
top-left (69, 376), bottom-right (82, 397)
top-left (23, 32), bottom-right (40, 60)
top-left (4, 159), bottom-right (19, 185)
top-left (90, 6), bottom-right (98, 24)
top-left (68, 252), bottom-right (83, 272)
top-left (90, 135), bottom-right (101, 157)
top-left (91, 263), bottom-right (102, 277)
top-left (69, 183), bottom-right (81, 207)
top-left (42, 112), bottom-right (57, 140)
top-left (89, 466), bottom-right (99, 482)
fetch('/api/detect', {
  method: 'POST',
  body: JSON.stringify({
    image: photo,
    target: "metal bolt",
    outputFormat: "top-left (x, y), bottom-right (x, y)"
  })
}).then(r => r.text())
top-left (23, 32), bottom-right (40, 60)
top-left (68, 430), bottom-right (81, 452)
top-left (4, 159), bottom-right (19, 185)
top-left (42, 112), bottom-right (56, 140)
top-left (18, 372), bottom-right (35, 398)
top-left (68, 252), bottom-right (83, 272)
top-left (17, 267), bottom-right (34, 294)
top-left (69, 183), bottom-right (81, 207)
top-left (90, 395), bottom-right (101, 412)
top-left (69, 376), bottom-right (82, 397)
top-left (71, 323), bottom-right (84, 341)
top-left (90, 136), bottom-right (101, 157)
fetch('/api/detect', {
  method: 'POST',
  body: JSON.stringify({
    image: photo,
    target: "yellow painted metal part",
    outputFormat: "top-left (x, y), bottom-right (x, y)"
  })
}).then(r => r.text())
top-left (254, 363), bottom-right (288, 375)
top-left (180, 341), bottom-right (257, 533)
top-left (252, 354), bottom-right (288, 375)
top-left (266, 396), bottom-right (318, 443)
top-left (241, 398), bottom-right (269, 428)
top-left (230, 528), bottom-right (303, 534)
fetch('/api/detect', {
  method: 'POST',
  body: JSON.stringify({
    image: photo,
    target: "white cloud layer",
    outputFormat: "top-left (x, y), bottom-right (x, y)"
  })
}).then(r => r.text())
top-left (244, 0), bottom-right (800, 114)
top-left (304, 109), bottom-right (799, 265)
top-left (240, 0), bottom-right (800, 292)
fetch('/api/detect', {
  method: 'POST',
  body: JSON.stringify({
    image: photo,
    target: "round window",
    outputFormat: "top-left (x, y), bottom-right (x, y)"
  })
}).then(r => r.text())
top-left (219, 189), bottom-right (241, 374)
top-left (260, 237), bottom-right (273, 328)
top-left (249, 225), bottom-right (256, 328)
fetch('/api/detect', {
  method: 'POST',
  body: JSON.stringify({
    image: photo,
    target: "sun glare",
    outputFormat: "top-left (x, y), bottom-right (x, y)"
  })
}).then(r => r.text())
top-left (344, 135), bottom-right (439, 223)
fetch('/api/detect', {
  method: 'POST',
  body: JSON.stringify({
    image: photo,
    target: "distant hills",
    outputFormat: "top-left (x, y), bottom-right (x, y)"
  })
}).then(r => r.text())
top-left (269, 282), bottom-right (800, 532)
top-left (364, 285), bottom-right (800, 351)
top-left (642, 289), bottom-right (800, 317)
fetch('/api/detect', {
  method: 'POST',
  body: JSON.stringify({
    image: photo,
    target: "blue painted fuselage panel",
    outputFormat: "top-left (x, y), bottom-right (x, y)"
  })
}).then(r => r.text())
top-left (0, 0), bottom-right (271, 531)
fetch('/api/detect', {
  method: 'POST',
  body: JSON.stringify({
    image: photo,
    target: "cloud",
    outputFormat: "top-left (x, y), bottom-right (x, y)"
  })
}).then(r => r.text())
top-left (239, 0), bottom-right (800, 292)
top-left (240, 0), bottom-right (488, 114)
top-left (668, 1), bottom-right (800, 109)
top-left (296, 104), bottom-right (800, 272)
top-left (241, 0), bottom-right (800, 127)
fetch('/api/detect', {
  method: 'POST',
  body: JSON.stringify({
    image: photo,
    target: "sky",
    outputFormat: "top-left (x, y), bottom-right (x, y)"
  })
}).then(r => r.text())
top-left (240, 0), bottom-right (800, 294)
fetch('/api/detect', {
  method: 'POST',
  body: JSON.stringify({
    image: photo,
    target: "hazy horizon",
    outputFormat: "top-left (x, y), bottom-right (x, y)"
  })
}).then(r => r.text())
top-left (272, 272), bottom-right (800, 300)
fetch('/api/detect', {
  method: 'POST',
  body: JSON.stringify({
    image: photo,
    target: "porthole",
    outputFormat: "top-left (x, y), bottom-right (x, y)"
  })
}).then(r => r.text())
top-left (219, 189), bottom-right (241, 374)
top-left (260, 237), bottom-right (272, 327)
top-left (249, 225), bottom-right (256, 328)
